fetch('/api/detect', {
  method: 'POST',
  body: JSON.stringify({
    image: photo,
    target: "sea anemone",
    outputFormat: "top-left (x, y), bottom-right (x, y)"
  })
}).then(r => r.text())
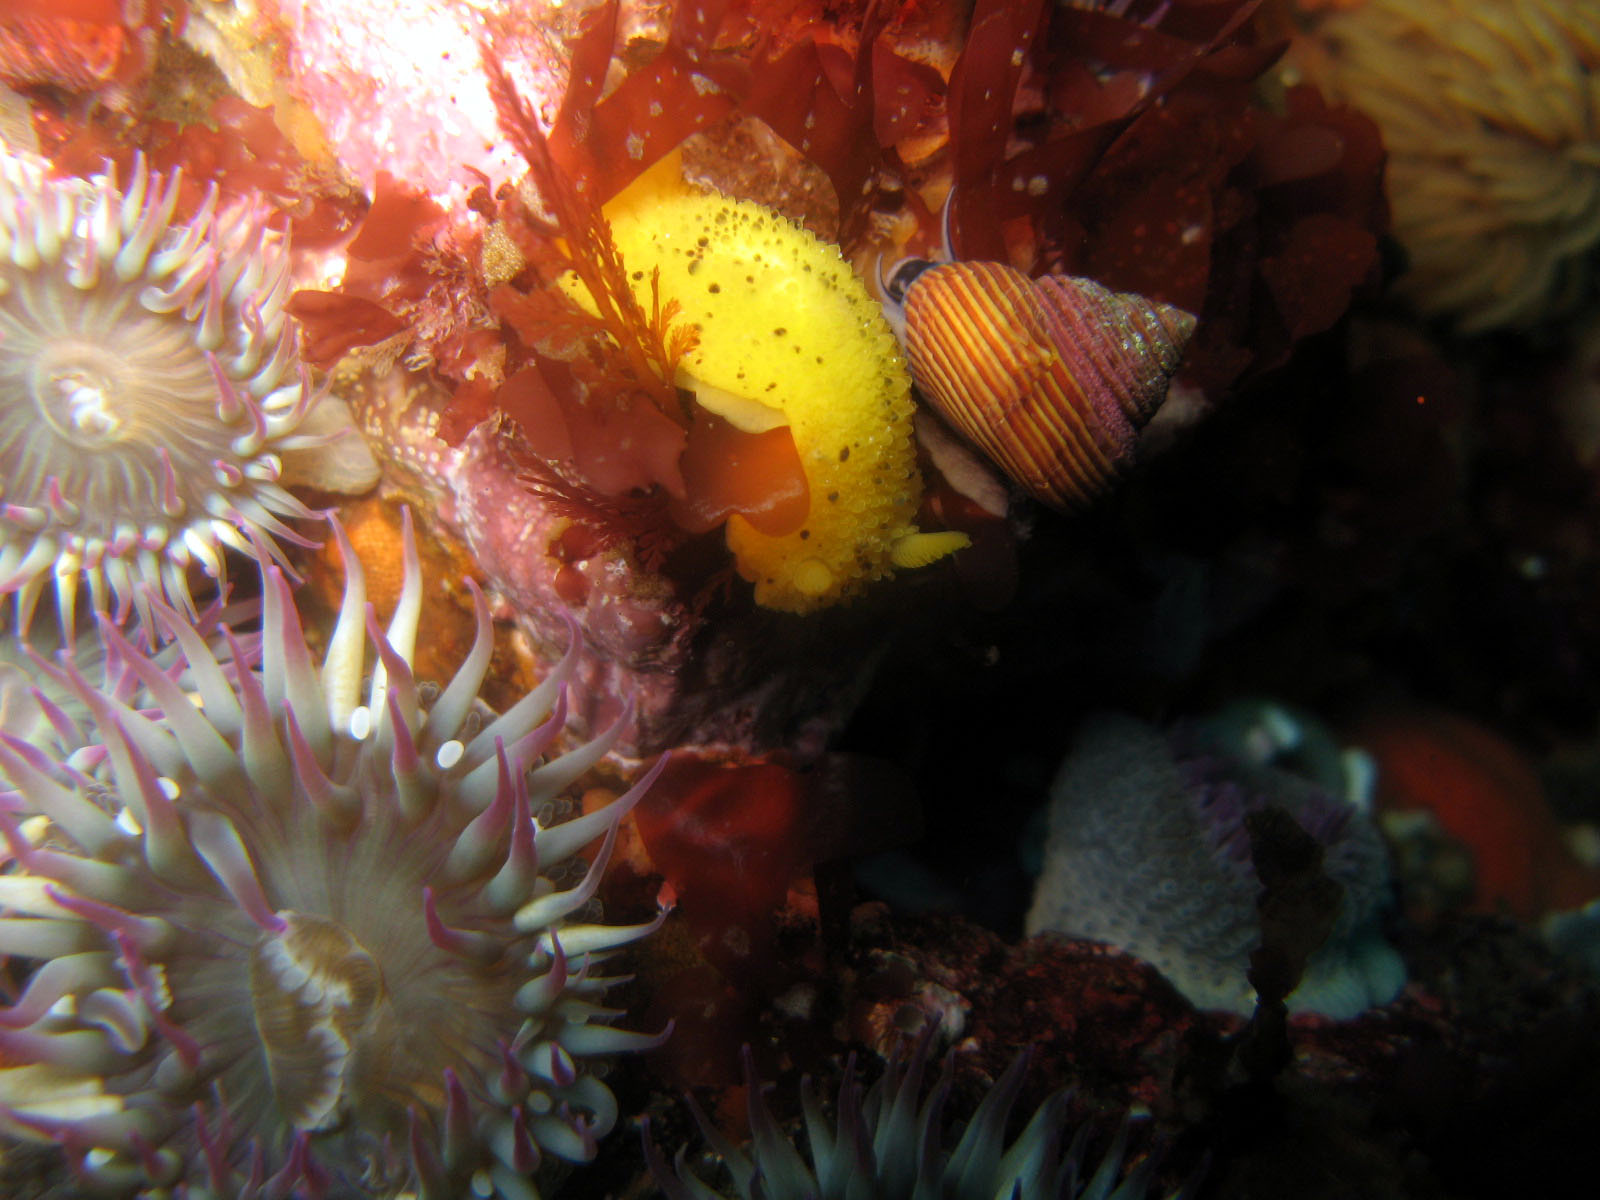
top-left (1026, 714), bottom-right (1404, 1019)
top-left (0, 589), bottom-right (257, 754)
top-left (645, 1028), bottom-right (1195, 1200)
top-left (1306, 0), bottom-right (1600, 331)
top-left (0, 148), bottom-right (375, 635)
top-left (0, 510), bottom-right (668, 1197)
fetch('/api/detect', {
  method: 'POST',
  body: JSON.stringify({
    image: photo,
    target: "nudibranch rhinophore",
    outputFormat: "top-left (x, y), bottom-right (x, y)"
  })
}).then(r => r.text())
top-left (560, 155), bottom-right (966, 614)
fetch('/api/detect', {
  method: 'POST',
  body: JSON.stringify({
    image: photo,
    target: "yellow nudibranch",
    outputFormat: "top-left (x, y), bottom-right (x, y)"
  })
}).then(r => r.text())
top-left (560, 155), bottom-right (967, 613)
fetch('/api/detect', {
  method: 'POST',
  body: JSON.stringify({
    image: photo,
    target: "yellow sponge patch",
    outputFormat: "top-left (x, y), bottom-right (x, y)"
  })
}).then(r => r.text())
top-left (567, 169), bottom-right (962, 612)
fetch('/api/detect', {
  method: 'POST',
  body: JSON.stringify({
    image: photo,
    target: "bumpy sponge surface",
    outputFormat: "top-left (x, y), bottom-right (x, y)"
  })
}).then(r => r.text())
top-left (1026, 713), bottom-right (1405, 1018)
top-left (582, 177), bottom-right (927, 612)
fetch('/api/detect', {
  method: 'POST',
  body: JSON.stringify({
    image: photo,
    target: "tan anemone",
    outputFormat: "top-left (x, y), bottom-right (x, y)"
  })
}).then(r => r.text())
top-left (1308, 0), bottom-right (1600, 331)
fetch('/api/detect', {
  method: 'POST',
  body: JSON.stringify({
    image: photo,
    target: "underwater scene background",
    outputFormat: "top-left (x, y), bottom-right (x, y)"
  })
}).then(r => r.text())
top-left (1, 0), bottom-right (1598, 1196)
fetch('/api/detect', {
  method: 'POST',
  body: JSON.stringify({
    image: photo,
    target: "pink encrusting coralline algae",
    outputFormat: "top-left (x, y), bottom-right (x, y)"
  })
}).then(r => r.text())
top-left (359, 369), bottom-right (691, 750)
top-left (357, 371), bottom-right (857, 761)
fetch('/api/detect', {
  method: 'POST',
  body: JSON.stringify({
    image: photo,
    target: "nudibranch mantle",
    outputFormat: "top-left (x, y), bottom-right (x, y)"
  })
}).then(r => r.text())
top-left (561, 159), bottom-right (965, 613)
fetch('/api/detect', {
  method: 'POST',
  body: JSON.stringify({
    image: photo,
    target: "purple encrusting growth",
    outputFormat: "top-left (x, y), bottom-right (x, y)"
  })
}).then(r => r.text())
top-left (1182, 753), bottom-right (1357, 870)
top-left (1026, 714), bottom-right (1404, 1018)
top-left (0, 510), bottom-right (667, 1198)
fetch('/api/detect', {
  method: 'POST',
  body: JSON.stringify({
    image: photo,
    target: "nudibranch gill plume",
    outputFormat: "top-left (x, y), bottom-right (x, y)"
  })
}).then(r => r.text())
top-left (561, 155), bottom-right (967, 614)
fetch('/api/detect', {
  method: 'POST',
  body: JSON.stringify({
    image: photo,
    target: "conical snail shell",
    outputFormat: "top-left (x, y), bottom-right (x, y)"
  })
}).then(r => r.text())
top-left (901, 261), bottom-right (1196, 511)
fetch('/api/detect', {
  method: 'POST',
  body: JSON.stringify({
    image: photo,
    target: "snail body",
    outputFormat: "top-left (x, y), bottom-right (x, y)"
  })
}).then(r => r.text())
top-left (886, 259), bottom-right (1196, 511)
